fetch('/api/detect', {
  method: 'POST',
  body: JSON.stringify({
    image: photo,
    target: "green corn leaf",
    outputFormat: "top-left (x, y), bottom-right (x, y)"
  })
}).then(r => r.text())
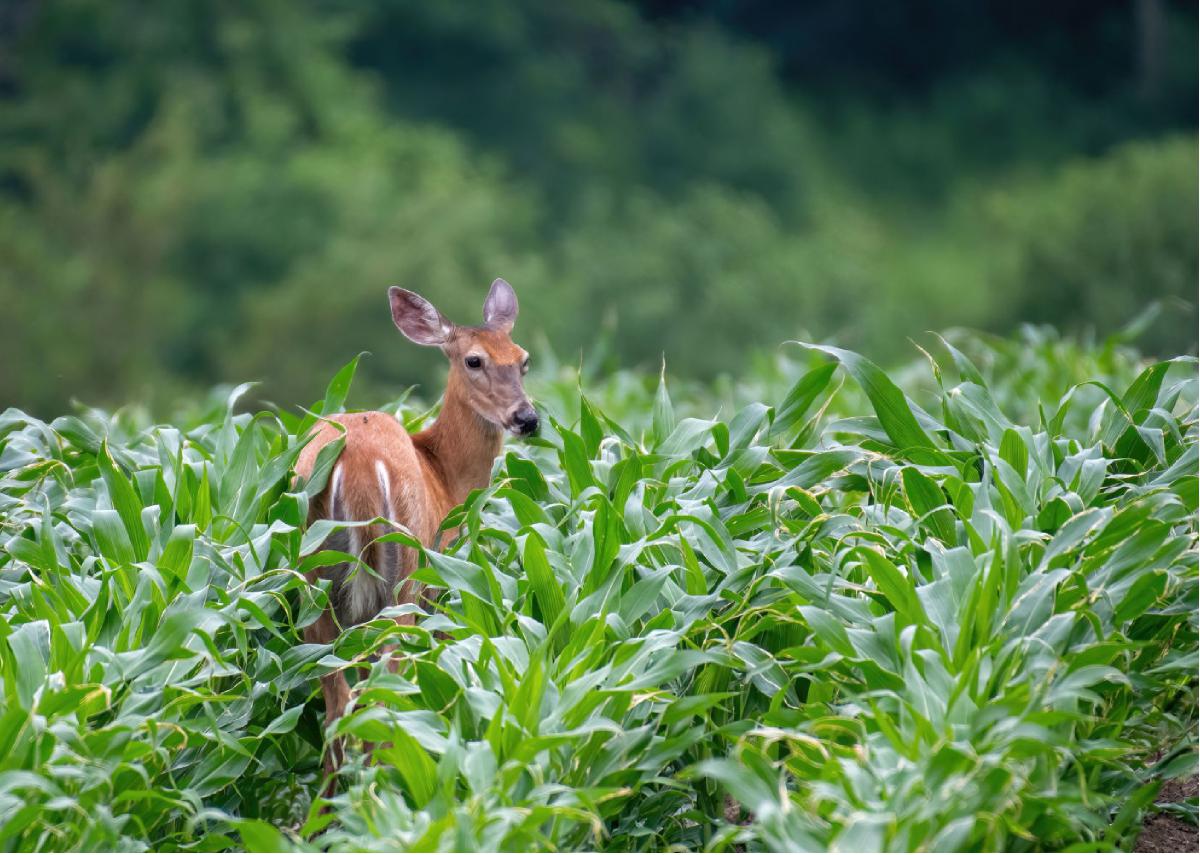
top-left (901, 467), bottom-right (956, 544)
top-left (796, 342), bottom-right (939, 453)
top-left (524, 533), bottom-right (567, 631)
top-left (857, 547), bottom-right (927, 626)
top-left (319, 353), bottom-right (365, 417)
top-left (97, 441), bottom-right (150, 561)
top-left (652, 363), bottom-right (675, 447)
top-left (769, 362), bottom-right (837, 442)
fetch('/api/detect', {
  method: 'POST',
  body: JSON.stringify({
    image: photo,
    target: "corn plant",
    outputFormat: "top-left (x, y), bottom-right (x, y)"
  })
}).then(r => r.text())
top-left (0, 330), bottom-right (1195, 851)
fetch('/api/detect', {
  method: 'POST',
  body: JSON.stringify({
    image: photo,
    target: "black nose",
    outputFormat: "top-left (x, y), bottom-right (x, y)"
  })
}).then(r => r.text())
top-left (513, 405), bottom-right (539, 436)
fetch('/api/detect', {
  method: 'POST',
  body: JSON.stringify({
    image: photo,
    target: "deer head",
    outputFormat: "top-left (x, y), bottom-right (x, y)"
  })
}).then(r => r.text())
top-left (388, 278), bottom-right (538, 437)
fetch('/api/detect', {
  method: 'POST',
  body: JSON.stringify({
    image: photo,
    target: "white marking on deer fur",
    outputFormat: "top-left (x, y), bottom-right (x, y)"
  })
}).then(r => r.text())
top-left (330, 463), bottom-right (344, 520)
top-left (375, 459), bottom-right (392, 523)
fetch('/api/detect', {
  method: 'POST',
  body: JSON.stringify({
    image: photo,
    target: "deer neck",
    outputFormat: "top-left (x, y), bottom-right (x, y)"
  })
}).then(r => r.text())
top-left (414, 371), bottom-right (504, 512)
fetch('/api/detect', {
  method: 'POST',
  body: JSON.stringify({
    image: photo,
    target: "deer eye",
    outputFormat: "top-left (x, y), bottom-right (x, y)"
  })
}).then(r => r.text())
top-left (465, 355), bottom-right (483, 370)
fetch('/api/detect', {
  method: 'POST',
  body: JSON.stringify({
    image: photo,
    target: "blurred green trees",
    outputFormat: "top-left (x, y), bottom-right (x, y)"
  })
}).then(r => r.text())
top-left (0, 0), bottom-right (1195, 414)
top-left (986, 136), bottom-right (1198, 355)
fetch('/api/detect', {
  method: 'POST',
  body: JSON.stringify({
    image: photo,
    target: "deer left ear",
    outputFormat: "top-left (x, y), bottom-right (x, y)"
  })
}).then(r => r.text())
top-left (389, 286), bottom-right (452, 346)
top-left (483, 278), bottom-right (518, 333)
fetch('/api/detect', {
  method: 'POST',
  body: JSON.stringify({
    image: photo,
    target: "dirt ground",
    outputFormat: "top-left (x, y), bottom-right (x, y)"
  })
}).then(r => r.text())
top-left (722, 779), bottom-right (1198, 850)
top-left (1134, 776), bottom-right (1198, 853)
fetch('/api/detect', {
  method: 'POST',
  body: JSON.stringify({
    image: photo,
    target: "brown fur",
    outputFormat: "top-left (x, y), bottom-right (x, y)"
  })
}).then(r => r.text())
top-left (294, 298), bottom-right (532, 787)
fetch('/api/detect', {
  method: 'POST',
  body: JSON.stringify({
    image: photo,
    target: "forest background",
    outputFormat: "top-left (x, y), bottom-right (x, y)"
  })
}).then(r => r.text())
top-left (1, 0), bottom-right (1196, 415)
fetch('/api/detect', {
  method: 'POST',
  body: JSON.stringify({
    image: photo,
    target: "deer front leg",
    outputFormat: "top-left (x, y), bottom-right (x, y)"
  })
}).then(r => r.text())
top-left (317, 672), bottom-right (351, 777)
top-left (378, 554), bottom-right (423, 675)
top-left (304, 609), bottom-right (351, 795)
top-left (362, 572), bottom-right (424, 770)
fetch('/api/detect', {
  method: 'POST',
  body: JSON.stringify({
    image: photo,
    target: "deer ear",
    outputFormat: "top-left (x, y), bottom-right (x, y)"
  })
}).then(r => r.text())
top-left (483, 278), bottom-right (518, 333)
top-left (389, 287), bottom-right (451, 346)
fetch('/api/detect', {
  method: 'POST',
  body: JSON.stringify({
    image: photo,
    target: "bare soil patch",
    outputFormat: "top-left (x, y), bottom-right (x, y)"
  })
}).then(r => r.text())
top-left (1134, 776), bottom-right (1198, 853)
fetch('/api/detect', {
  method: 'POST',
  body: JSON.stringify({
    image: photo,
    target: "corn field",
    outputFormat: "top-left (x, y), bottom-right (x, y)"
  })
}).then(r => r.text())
top-left (0, 329), bottom-right (1196, 851)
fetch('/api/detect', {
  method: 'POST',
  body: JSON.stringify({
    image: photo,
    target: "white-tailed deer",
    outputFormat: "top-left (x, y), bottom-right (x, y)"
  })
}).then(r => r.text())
top-left (294, 278), bottom-right (536, 777)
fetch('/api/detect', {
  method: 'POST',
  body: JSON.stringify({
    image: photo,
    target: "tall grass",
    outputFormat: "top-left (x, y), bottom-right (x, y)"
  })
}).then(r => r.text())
top-left (0, 329), bottom-right (1195, 851)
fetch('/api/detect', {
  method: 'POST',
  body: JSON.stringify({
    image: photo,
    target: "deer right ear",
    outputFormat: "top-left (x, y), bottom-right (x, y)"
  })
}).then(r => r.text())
top-left (389, 287), bottom-right (452, 346)
top-left (483, 278), bottom-right (518, 333)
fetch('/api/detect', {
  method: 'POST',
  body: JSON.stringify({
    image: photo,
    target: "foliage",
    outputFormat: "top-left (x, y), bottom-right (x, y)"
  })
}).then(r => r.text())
top-left (1, 329), bottom-right (1196, 851)
top-left (984, 136), bottom-right (1199, 357)
top-left (0, 0), bottom-right (1196, 415)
